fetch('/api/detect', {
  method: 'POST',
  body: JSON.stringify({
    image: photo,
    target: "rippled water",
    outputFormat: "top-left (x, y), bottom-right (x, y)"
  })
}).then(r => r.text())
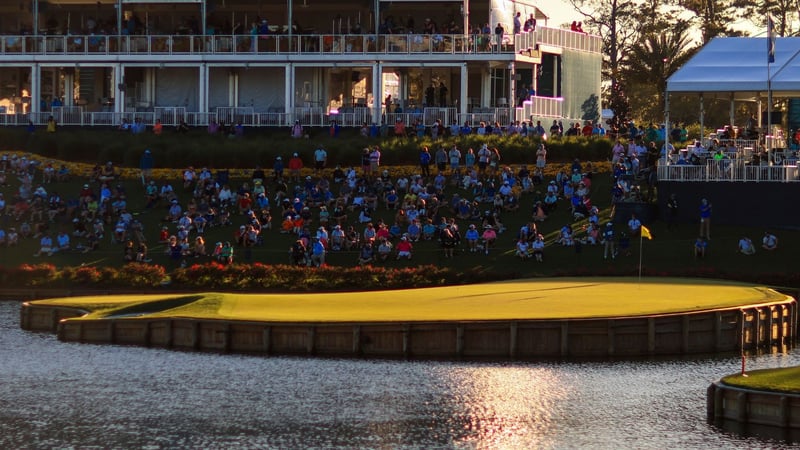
top-left (2, 301), bottom-right (799, 449)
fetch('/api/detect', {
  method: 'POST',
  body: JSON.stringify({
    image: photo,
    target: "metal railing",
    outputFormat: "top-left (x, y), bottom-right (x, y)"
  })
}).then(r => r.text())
top-left (0, 33), bottom-right (515, 56)
top-left (535, 27), bottom-right (602, 53)
top-left (0, 26), bottom-right (602, 57)
top-left (658, 159), bottom-right (800, 182)
top-left (1, 106), bottom-right (520, 129)
top-left (517, 96), bottom-right (564, 122)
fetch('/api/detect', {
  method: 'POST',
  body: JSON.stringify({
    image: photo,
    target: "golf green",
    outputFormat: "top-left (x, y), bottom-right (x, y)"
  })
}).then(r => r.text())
top-left (30, 277), bottom-right (789, 323)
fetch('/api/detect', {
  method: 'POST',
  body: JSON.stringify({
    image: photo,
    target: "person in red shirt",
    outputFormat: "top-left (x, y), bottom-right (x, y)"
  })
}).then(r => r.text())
top-left (288, 152), bottom-right (304, 182)
top-left (237, 193), bottom-right (253, 215)
top-left (582, 120), bottom-right (594, 136)
top-left (396, 236), bottom-right (413, 260)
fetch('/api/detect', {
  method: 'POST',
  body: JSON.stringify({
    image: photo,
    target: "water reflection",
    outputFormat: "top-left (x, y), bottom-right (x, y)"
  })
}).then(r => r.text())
top-left (1, 301), bottom-right (799, 448)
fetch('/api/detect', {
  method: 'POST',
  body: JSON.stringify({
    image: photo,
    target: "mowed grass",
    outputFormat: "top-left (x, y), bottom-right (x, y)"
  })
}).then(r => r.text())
top-left (3, 157), bottom-right (800, 280)
top-left (32, 277), bottom-right (790, 322)
top-left (722, 366), bottom-right (800, 394)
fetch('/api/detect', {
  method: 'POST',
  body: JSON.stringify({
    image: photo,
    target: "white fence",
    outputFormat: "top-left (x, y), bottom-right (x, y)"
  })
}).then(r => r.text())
top-left (658, 160), bottom-right (800, 182)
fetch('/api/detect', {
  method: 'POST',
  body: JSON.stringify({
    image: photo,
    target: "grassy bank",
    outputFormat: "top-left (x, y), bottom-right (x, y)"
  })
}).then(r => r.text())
top-left (722, 367), bottom-right (800, 394)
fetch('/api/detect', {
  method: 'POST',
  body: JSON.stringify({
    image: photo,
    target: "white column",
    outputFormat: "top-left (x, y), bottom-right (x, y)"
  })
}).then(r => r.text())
top-left (285, 64), bottom-right (293, 125)
top-left (144, 67), bottom-right (155, 108)
top-left (481, 66), bottom-right (490, 107)
top-left (462, 0), bottom-right (469, 38)
top-left (228, 70), bottom-right (239, 107)
top-left (373, 62), bottom-right (382, 125)
top-left (31, 64), bottom-right (41, 116)
top-left (459, 63), bottom-right (467, 116)
top-left (64, 71), bottom-right (75, 107)
top-left (198, 63), bottom-right (208, 118)
top-left (114, 64), bottom-right (125, 114)
top-left (509, 62), bottom-right (515, 119)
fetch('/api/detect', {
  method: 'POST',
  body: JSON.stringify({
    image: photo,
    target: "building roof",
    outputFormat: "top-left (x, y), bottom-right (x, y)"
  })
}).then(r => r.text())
top-left (667, 37), bottom-right (800, 100)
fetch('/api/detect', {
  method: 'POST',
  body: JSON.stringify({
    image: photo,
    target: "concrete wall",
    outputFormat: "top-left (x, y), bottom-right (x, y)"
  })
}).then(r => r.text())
top-left (20, 298), bottom-right (798, 360)
top-left (658, 181), bottom-right (800, 229)
top-left (708, 382), bottom-right (800, 432)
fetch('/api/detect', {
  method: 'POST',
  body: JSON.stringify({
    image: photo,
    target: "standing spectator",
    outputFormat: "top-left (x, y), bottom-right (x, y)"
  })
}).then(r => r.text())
top-left (602, 222), bottom-right (616, 260)
top-left (513, 12), bottom-right (522, 34)
top-left (438, 82), bottom-right (448, 107)
top-left (535, 143), bottom-right (547, 170)
top-left (291, 120), bottom-right (304, 138)
top-left (310, 237), bottom-right (326, 267)
top-left (139, 149), bottom-right (154, 185)
top-left (314, 145), bottom-right (327, 176)
top-left (494, 23), bottom-right (504, 51)
top-left (481, 225), bottom-right (497, 255)
top-left (419, 146), bottom-right (432, 177)
top-left (288, 152), bottom-right (303, 182)
top-left (46, 115), bottom-right (57, 133)
top-left (627, 213), bottom-right (641, 237)
top-left (666, 194), bottom-right (678, 231)
top-left (699, 198), bottom-right (712, 240)
top-left (152, 119), bottom-right (163, 136)
top-left (448, 145), bottom-right (462, 174)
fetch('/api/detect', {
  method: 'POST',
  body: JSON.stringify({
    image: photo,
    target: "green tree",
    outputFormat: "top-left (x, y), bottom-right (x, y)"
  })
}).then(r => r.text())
top-left (621, 20), bottom-right (699, 123)
top-left (675, 0), bottom-right (749, 43)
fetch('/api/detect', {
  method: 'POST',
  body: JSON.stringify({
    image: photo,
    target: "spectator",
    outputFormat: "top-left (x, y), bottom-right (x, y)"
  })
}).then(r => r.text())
top-left (531, 233), bottom-right (545, 262)
top-left (139, 149), bottom-right (154, 185)
top-left (738, 236), bottom-right (756, 255)
top-left (481, 225), bottom-right (497, 255)
top-left (602, 222), bottom-right (616, 260)
top-left (762, 232), bottom-right (778, 250)
top-left (694, 237), bottom-right (707, 259)
top-left (396, 235), bottom-right (413, 260)
top-left (699, 198), bottom-right (712, 240)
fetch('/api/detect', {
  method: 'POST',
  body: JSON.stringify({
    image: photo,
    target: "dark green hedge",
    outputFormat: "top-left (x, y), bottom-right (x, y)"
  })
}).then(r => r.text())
top-left (0, 126), bottom-right (614, 168)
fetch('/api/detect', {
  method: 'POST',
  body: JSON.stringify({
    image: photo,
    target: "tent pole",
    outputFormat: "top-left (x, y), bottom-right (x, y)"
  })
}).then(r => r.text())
top-left (664, 91), bottom-right (670, 165)
top-left (729, 92), bottom-right (735, 135)
top-left (699, 93), bottom-right (704, 146)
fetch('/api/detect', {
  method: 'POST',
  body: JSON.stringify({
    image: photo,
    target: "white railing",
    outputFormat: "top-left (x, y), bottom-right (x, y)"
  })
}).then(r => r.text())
top-left (1, 107), bottom-right (517, 129)
top-left (0, 26), bottom-right (601, 57)
top-left (518, 96), bottom-right (564, 121)
top-left (0, 33), bottom-right (516, 56)
top-left (658, 160), bottom-right (800, 182)
top-left (535, 27), bottom-right (602, 53)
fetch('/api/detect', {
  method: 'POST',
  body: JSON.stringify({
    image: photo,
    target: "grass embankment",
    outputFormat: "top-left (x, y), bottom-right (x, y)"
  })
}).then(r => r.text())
top-left (722, 367), bottom-right (800, 394)
top-left (32, 277), bottom-right (790, 322)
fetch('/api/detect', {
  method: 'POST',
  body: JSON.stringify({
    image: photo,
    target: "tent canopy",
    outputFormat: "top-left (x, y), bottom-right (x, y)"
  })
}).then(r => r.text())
top-left (667, 37), bottom-right (800, 100)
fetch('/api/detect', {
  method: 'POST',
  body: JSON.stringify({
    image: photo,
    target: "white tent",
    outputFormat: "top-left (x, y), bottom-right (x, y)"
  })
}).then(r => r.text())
top-left (665, 36), bottom-right (800, 147)
top-left (667, 37), bottom-right (800, 98)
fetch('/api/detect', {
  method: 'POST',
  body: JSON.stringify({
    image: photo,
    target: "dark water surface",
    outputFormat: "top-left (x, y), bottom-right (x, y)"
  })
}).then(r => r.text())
top-left (2, 301), bottom-right (799, 449)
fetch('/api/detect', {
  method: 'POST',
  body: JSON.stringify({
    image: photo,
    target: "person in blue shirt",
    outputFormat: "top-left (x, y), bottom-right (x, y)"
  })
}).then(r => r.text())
top-left (602, 222), bottom-right (616, 260)
top-left (699, 198), bottom-right (712, 240)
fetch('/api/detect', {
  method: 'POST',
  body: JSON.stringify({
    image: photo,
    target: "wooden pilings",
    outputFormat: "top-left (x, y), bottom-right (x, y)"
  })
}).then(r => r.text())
top-left (708, 382), bottom-right (800, 431)
top-left (16, 296), bottom-right (794, 361)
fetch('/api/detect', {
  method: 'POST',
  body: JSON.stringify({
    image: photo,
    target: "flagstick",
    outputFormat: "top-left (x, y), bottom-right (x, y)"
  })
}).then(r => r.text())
top-left (638, 232), bottom-right (643, 283)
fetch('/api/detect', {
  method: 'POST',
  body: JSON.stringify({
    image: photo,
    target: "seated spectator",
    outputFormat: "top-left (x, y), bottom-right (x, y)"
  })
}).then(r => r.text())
top-left (531, 234), bottom-right (545, 262)
top-left (694, 237), bottom-right (707, 259)
top-left (376, 238), bottom-right (393, 261)
top-left (481, 225), bottom-right (497, 255)
top-left (396, 236), bottom-right (413, 260)
top-left (34, 234), bottom-right (54, 257)
top-left (738, 236), bottom-right (756, 255)
top-left (515, 238), bottom-right (531, 259)
top-left (762, 232), bottom-right (778, 250)
top-left (357, 242), bottom-right (375, 265)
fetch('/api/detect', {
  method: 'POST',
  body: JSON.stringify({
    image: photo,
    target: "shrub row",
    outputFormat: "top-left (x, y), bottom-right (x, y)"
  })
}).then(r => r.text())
top-left (1, 127), bottom-right (614, 169)
top-left (2, 262), bottom-right (798, 293)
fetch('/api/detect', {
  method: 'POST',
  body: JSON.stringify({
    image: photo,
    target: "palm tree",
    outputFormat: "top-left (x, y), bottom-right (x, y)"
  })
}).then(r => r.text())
top-left (621, 20), bottom-right (698, 122)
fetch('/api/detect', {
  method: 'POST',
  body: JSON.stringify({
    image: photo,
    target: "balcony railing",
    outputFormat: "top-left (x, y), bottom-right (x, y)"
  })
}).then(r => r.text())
top-left (0, 33), bottom-right (516, 56)
top-left (1, 106), bottom-right (513, 128)
top-left (0, 26), bottom-right (601, 57)
top-left (658, 159), bottom-right (800, 182)
top-left (517, 95), bottom-right (564, 122)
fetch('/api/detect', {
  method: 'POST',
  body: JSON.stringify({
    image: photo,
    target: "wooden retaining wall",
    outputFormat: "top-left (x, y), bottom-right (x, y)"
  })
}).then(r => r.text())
top-left (708, 382), bottom-right (800, 430)
top-left (20, 298), bottom-right (798, 359)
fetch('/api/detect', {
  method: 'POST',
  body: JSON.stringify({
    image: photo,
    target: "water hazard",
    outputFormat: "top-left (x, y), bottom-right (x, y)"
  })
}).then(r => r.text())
top-left (1, 301), bottom-right (798, 448)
